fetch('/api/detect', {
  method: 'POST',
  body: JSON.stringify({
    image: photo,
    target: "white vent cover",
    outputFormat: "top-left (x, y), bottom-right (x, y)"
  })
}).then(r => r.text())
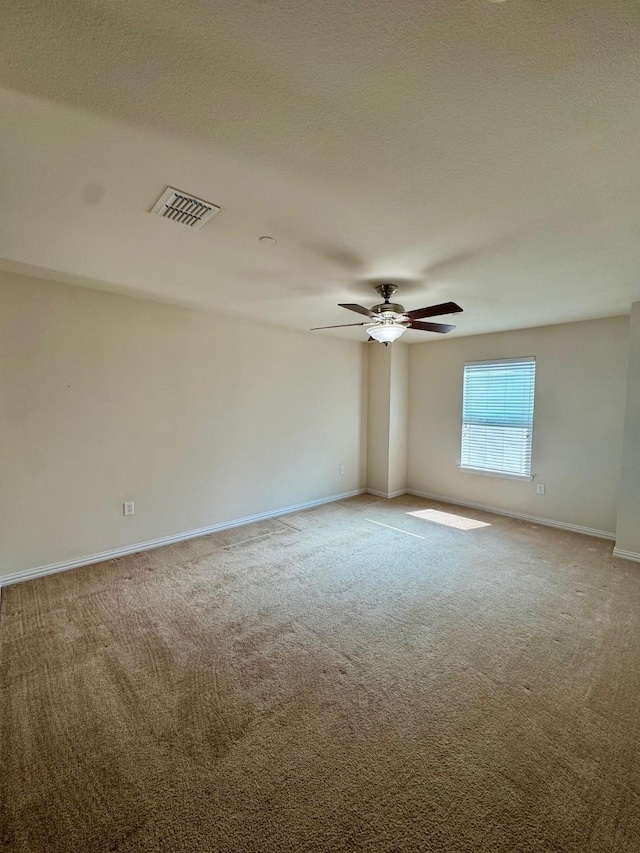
top-left (150, 187), bottom-right (221, 229)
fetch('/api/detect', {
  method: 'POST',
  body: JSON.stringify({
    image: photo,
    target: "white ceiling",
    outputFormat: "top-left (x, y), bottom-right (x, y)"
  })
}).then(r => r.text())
top-left (1, 0), bottom-right (639, 341)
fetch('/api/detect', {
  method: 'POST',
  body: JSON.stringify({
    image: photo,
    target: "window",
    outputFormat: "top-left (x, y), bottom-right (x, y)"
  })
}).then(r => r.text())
top-left (461, 357), bottom-right (536, 478)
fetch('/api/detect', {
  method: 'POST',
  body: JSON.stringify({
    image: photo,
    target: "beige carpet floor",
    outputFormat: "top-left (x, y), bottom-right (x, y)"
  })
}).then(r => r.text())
top-left (2, 494), bottom-right (640, 852)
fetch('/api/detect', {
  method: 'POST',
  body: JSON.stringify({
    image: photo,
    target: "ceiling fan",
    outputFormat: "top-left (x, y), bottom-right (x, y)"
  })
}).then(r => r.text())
top-left (311, 284), bottom-right (463, 344)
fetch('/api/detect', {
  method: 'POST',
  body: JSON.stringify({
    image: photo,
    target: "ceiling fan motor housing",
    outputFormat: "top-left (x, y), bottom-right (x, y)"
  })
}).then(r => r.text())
top-left (371, 303), bottom-right (405, 317)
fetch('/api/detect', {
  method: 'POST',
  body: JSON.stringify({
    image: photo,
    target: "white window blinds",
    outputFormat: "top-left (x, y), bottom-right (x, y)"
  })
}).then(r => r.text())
top-left (461, 357), bottom-right (536, 477)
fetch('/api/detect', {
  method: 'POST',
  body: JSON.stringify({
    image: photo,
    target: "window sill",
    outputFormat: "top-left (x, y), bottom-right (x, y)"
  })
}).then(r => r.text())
top-left (458, 466), bottom-right (533, 483)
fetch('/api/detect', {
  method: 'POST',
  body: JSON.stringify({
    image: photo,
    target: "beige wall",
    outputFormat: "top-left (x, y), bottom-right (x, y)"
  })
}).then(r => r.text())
top-left (366, 343), bottom-right (391, 495)
top-left (366, 343), bottom-right (408, 497)
top-left (615, 302), bottom-right (640, 554)
top-left (388, 343), bottom-right (408, 496)
top-left (0, 272), bottom-right (368, 577)
top-left (407, 317), bottom-right (629, 534)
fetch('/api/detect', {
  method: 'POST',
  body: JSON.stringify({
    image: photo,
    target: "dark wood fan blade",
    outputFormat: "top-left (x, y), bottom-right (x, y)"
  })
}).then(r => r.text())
top-left (338, 303), bottom-right (374, 317)
top-left (405, 301), bottom-right (463, 320)
top-left (409, 320), bottom-right (456, 333)
top-left (310, 322), bottom-right (368, 330)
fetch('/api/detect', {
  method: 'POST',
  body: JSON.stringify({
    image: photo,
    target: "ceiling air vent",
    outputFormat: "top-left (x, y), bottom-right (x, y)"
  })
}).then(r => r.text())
top-left (150, 187), bottom-right (221, 229)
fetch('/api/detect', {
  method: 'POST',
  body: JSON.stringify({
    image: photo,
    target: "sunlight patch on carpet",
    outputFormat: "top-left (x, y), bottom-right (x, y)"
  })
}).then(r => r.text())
top-left (407, 509), bottom-right (491, 530)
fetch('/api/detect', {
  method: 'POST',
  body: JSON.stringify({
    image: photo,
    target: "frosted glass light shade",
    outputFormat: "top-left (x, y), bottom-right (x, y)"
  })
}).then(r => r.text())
top-left (366, 323), bottom-right (407, 343)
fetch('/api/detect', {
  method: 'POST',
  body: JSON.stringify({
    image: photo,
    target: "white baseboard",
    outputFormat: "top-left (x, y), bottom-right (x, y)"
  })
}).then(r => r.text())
top-left (0, 489), bottom-right (366, 589)
top-left (612, 547), bottom-right (640, 563)
top-left (367, 488), bottom-right (408, 499)
top-left (406, 489), bottom-right (616, 541)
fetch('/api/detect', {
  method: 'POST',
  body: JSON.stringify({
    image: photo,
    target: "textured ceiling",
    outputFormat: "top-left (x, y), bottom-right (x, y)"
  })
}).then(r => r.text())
top-left (0, 0), bottom-right (639, 340)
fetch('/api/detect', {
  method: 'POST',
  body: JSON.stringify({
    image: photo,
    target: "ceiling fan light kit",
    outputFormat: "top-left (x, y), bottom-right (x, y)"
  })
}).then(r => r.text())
top-left (366, 323), bottom-right (407, 343)
top-left (311, 283), bottom-right (463, 343)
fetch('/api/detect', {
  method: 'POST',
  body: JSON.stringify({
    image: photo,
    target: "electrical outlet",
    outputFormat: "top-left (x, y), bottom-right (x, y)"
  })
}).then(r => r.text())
top-left (123, 501), bottom-right (135, 516)
top-left (536, 484), bottom-right (545, 495)
top-left (340, 464), bottom-right (346, 476)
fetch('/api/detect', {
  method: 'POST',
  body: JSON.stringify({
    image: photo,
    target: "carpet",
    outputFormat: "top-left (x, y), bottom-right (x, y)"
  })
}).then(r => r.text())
top-left (2, 494), bottom-right (640, 852)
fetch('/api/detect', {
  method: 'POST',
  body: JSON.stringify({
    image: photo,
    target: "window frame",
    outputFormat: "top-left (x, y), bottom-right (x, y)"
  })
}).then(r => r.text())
top-left (459, 356), bottom-right (536, 481)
